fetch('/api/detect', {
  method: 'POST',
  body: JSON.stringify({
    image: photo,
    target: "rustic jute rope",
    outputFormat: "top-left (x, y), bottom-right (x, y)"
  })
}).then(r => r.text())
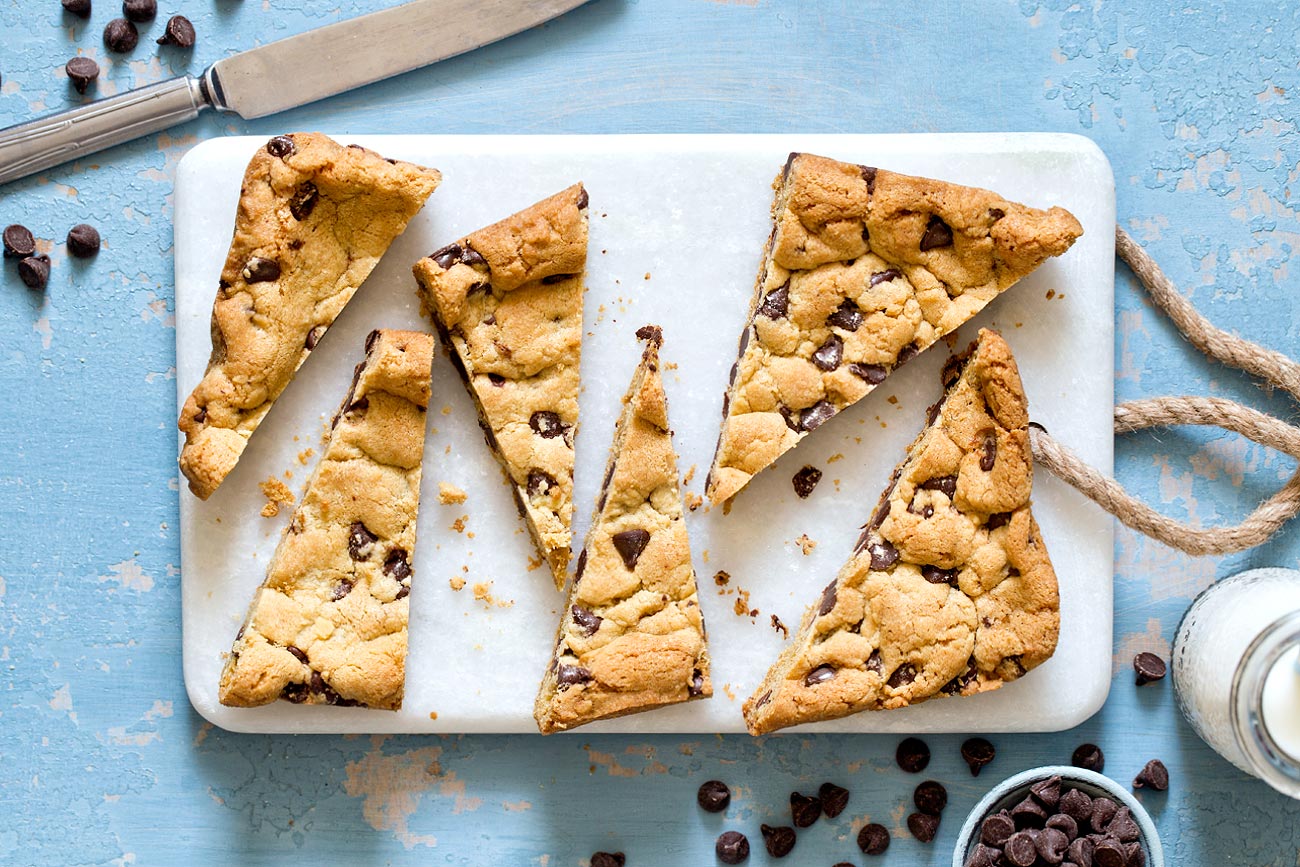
top-left (1027, 227), bottom-right (1300, 555)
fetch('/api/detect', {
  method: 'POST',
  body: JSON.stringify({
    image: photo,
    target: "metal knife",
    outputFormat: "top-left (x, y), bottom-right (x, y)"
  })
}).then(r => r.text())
top-left (0, 0), bottom-right (591, 185)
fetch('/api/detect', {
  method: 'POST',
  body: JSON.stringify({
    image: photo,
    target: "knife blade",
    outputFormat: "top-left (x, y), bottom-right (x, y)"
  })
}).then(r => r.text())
top-left (0, 0), bottom-right (592, 185)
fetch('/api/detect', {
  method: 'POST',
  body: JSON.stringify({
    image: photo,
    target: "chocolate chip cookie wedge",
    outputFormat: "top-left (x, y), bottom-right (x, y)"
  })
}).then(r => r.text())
top-left (706, 153), bottom-right (1083, 505)
top-left (535, 327), bottom-right (711, 733)
top-left (412, 184), bottom-right (588, 589)
top-left (179, 133), bottom-right (440, 500)
top-left (743, 329), bottom-right (1059, 735)
top-left (219, 329), bottom-right (433, 710)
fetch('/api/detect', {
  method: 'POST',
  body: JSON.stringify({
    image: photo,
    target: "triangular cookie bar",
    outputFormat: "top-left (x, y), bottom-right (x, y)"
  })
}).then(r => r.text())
top-left (535, 327), bottom-right (711, 733)
top-left (219, 329), bottom-right (433, 710)
top-left (179, 133), bottom-right (440, 499)
top-left (706, 153), bottom-right (1082, 505)
top-left (743, 329), bottom-right (1059, 735)
top-left (413, 185), bottom-right (588, 588)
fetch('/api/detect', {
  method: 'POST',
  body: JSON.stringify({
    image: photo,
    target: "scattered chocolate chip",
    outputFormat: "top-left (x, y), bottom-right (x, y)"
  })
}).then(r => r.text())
top-left (920, 215), bottom-right (954, 251)
top-left (3, 224), bottom-right (35, 258)
top-left (330, 579), bottom-right (354, 601)
top-left (818, 581), bottom-right (837, 616)
top-left (920, 475), bottom-right (957, 497)
top-left (965, 843), bottom-right (1001, 867)
top-left (347, 522), bottom-right (377, 560)
top-left (1047, 813), bottom-right (1079, 842)
top-left (65, 57), bottom-right (100, 94)
top-left (289, 182), bottom-right (319, 220)
top-left (896, 737), bottom-right (930, 773)
top-left (868, 540), bottom-right (899, 570)
top-left (1059, 787), bottom-right (1093, 824)
top-left (857, 823), bottom-right (890, 855)
top-left (980, 431), bottom-right (998, 471)
top-left (760, 824), bottom-right (796, 858)
top-left (556, 664), bottom-right (591, 687)
top-left (980, 811), bottom-right (1015, 847)
top-left (242, 256), bottom-right (280, 283)
top-left (611, 529), bottom-right (650, 570)
top-left (715, 830), bottom-right (749, 864)
top-left (157, 14), bottom-right (196, 47)
top-left (812, 334), bottom-right (843, 371)
top-left (529, 410), bottom-right (565, 438)
top-left (1011, 795), bottom-right (1048, 829)
top-left (1132, 758), bottom-right (1169, 791)
top-left (1030, 775), bottom-right (1063, 810)
top-left (122, 0), bottom-right (155, 22)
top-left (827, 298), bottom-right (864, 331)
top-left (818, 782), bottom-right (849, 818)
top-left (266, 135), bottom-right (296, 158)
top-left (914, 780), bottom-right (947, 815)
top-left (798, 399), bottom-right (836, 432)
top-left (804, 665), bottom-right (835, 687)
top-left (571, 605), bottom-right (602, 637)
top-left (962, 737), bottom-right (996, 776)
top-left (908, 812), bottom-right (939, 843)
top-left (1093, 838), bottom-right (1126, 867)
top-left (66, 223), bottom-right (101, 257)
top-left (62, 0), bottom-right (92, 18)
top-left (757, 284), bottom-right (789, 318)
top-left (590, 853), bottom-right (624, 867)
top-left (849, 362), bottom-right (888, 384)
top-left (789, 791), bottom-right (821, 828)
top-left (791, 465), bottom-right (822, 498)
top-left (103, 18), bottom-right (138, 52)
top-left (697, 779), bottom-right (730, 813)
top-left (1090, 797), bottom-right (1118, 832)
top-left (1004, 830), bottom-right (1039, 867)
top-left (887, 662), bottom-right (916, 688)
top-left (1133, 652), bottom-right (1167, 686)
top-left (1072, 743), bottom-right (1105, 773)
top-left (922, 565), bottom-right (959, 587)
top-left (18, 255), bottom-right (50, 289)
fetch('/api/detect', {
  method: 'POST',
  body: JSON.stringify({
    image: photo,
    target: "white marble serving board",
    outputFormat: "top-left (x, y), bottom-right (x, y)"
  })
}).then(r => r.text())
top-left (176, 134), bottom-right (1115, 734)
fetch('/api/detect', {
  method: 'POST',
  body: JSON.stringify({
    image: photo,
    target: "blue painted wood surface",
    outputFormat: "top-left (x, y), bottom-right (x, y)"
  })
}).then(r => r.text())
top-left (2, 1), bottom-right (1299, 864)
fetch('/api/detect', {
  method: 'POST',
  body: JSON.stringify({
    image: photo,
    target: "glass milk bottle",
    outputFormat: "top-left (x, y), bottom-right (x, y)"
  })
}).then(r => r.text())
top-left (1172, 567), bottom-right (1300, 798)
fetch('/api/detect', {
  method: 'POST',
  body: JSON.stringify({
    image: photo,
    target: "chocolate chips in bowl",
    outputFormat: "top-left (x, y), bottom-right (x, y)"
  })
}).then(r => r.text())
top-left (952, 766), bottom-right (1164, 867)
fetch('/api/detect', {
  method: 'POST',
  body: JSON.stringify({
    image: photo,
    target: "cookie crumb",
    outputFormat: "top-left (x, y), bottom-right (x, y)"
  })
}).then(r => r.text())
top-left (441, 404), bottom-right (453, 415)
top-left (259, 477), bottom-right (294, 517)
top-left (722, 683), bottom-right (736, 701)
top-left (297, 447), bottom-right (315, 465)
top-left (472, 580), bottom-right (513, 609)
top-left (452, 515), bottom-right (468, 533)
top-left (428, 711), bottom-right (438, 720)
top-left (887, 395), bottom-right (899, 405)
top-left (733, 588), bottom-right (757, 619)
top-left (685, 492), bottom-right (704, 511)
top-left (795, 534), bottom-right (817, 555)
top-left (1046, 289), bottom-right (1056, 300)
top-left (438, 482), bottom-right (467, 505)
top-left (449, 576), bottom-right (466, 591)
top-left (827, 453), bottom-right (844, 463)
top-left (714, 570), bottom-right (730, 587)
top-left (683, 464), bottom-right (697, 485)
top-left (644, 272), bottom-right (651, 280)
top-left (770, 614), bottom-right (789, 638)
top-left (526, 556), bottom-right (543, 572)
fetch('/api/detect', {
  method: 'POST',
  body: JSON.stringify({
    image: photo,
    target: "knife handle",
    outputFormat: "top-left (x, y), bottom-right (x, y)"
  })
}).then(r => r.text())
top-left (0, 76), bottom-right (209, 186)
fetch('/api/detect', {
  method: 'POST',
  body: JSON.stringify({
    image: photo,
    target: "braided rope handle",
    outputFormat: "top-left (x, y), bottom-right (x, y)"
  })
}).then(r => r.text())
top-left (1028, 228), bottom-right (1300, 555)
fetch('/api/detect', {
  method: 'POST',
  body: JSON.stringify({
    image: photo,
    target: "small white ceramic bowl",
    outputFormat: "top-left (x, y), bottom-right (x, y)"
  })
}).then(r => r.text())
top-left (952, 765), bottom-right (1164, 867)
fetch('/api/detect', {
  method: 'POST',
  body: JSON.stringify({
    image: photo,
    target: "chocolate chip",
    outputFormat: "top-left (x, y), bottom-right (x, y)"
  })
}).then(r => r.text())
top-left (1106, 807), bottom-right (1140, 842)
top-left (383, 549), bottom-right (411, 581)
top-left (897, 342), bottom-right (920, 365)
top-left (1011, 795), bottom-right (1048, 829)
top-left (697, 779), bottom-right (730, 813)
top-left (980, 812), bottom-right (1015, 847)
top-left (611, 529), bottom-right (650, 570)
top-left (3, 224), bottom-right (35, 258)
top-left (914, 780), bottom-right (947, 815)
top-left (791, 465), bottom-right (822, 498)
top-left (860, 165), bottom-right (878, 193)
top-left (1059, 787), bottom-right (1093, 824)
top-left (920, 475), bottom-right (957, 497)
top-left (18, 256), bottom-right (49, 290)
top-left (571, 605), bottom-right (602, 637)
top-left (1090, 797), bottom-right (1118, 832)
top-left (1068, 836), bottom-right (1094, 867)
top-left (122, 0), bottom-right (156, 22)
top-left (65, 57), bottom-right (100, 94)
top-left (265, 137), bottom-right (296, 160)
top-left (715, 830), bottom-right (749, 864)
top-left (920, 215), bottom-right (954, 251)
top-left (1133, 652), bottom-right (1167, 686)
top-left (1132, 758), bottom-right (1168, 791)
top-left (827, 298), bottom-right (863, 331)
top-left (987, 511), bottom-right (1013, 530)
top-left (242, 256), bottom-right (280, 283)
top-left (757, 284), bottom-right (789, 318)
top-left (1094, 838), bottom-right (1126, 867)
top-left (157, 14), bottom-right (196, 47)
top-left (1126, 842), bottom-right (1146, 867)
top-left (922, 565), bottom-right (959, 587)
top-left (347, 522), bottom-right (377, 560)
top-left (541, 272), bottom-right (577, 285)
top-left (857, 823), bottom-right (890, 855)
top-left (103, 18), bottom-right (139, 52)
top-left (802, 664), bottom-right (836, 687)
top-left (812, 334), bottom-right (843, 371)
top-left (281, 682), bottom-right (308, 703)
top-left (526, 470), bottom-right (555, 498)
top-left (66, 223), bottom-right (100, 257)
top-left (289, 182), bottom-right (319, 220)
top-left (870, 268), bottom-right (902, 287)
top-left (754, 689), bottom-right (772, 708)
top-left (865, 649), bottom-right (883, 674)
top-left (819, 782), bottom-right (849, 818)
top-left (1005, 830), bottom-right (1039, 867)
top-left (430, 243), bottom-right (462, 269)
top-left (304, 326), bottom-right (325, 351)
top-left (1072, 743), bottom-right (1105, 773)
top-left (573, 548), bottom-right (588, 582)
top-left (896, 737), bottom-right (930, 773)
top-left (1047, 814), bottom-right (1079, 841)
top-left (327, 578), bottom-right (354, 601)
top-left (818, 581), bottom-right (837, 616)
top-left (760, 824), bottom-right (796, 858)
top-left (590, 853), bottom-right (624, 867)
top-left (868, 540), bottom-right (898, 570)
top-left (286, 646), bottom-right (309, 664)
top-left (688, 668), bottom-right (706, 696)
top-left (62, 0), bottom-right (92, 18)
top-left (575, 187), bottom-right (589, 209)
top-left (1037, 827), bottom-right (1071, 865)
top-left (965, 843), bottom-right (1001, 867)
top-left (849, 362), bottom-right (888, 384)
top-left (908, 812), bottom-right (939, 843)
top-left (798, 399), bottom-right (836, 431)
top-left (980, 431), bottom-right (998, 471)
top-left (789, 791), bottom-right (821, 827)
top-left (1030, 775), bottom-right (1063, 809)
top-left (942, 658), bottom-right (978, 695)
top-left (887, 663), bottom-right (916, 688)
top-left (556, 664), bottom-right (591, 687)
top-left (962, 737), bottom-right (996, 776)
top-left (529, 410), bottom-right (565, 438)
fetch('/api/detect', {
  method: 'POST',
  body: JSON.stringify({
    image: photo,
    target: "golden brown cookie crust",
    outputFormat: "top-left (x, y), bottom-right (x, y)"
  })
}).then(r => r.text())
top-left (178, 133), bottom-right (440, 499)
top-left (412, 185), bottom-right (588, 589)
top-left (218, 329), bottom-right (433, 711)
top-left (534, 327), bottom-right (711, 733)
top-left (706, 153), bottom-right (1082, 505)
top-left (742, 328), bottom-right (1059, 735)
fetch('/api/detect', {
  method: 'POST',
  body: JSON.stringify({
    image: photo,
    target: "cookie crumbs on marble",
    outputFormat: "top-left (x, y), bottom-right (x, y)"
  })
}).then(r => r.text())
top-left (438, 482), bottom-right (468, 505)
top-left (259, 477), bottom-right (295, 518)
